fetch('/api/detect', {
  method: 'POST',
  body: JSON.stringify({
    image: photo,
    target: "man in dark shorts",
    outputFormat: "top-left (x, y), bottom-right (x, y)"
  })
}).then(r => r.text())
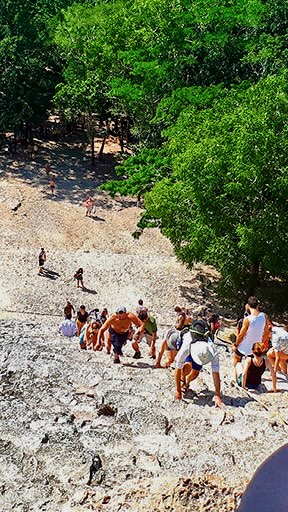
top-left (96, 306), bottom-right (145, 363)
top-left (38, 248), bottom-right (46, 274)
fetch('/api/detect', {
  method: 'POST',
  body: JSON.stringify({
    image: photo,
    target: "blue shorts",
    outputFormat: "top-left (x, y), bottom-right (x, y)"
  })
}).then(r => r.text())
top-left (185, 355), bottom-right (202, 371)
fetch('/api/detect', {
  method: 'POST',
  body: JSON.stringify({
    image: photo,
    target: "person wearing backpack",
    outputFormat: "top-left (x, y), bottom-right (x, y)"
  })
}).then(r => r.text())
top-left (132, 308), bottom-right (157, 359)
top-left (174, 319), bottom-right (224, 408)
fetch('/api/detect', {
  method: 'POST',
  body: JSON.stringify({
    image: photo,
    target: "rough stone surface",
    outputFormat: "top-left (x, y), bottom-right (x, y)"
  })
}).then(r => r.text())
top-left (0, 141), bottom-right (287, 510)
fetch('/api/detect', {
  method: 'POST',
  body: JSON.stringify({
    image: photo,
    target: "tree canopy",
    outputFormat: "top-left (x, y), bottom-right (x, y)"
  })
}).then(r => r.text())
top-left (1, 0), bottom-right (288, 292)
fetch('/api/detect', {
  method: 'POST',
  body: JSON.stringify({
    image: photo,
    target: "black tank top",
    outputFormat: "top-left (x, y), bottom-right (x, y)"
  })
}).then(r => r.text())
top-left (246, 356), bottom-right (265, 387)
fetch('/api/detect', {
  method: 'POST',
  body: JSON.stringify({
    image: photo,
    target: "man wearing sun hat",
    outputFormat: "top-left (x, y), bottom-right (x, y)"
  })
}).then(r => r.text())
top-left (174, 319), bottom-right (224, 408)
top-left (96, 306), bottom-right (145, 363)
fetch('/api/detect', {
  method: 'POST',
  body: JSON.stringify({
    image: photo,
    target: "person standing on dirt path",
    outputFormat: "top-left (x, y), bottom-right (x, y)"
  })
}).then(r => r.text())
top-left (74, 268), bottom-right (84, 289)
top-left (64, 300), bottom-right (75, 318)
top-left (38, 248), bottom-right (46, 274)
top-left (50, 179), bottom-right (55, 195)
top-left (45, 162), bottom-right (51, 176)
top-left (84, 197), bottom-right (94, 217)
top-left (96, 306), bottom-right (145, 364)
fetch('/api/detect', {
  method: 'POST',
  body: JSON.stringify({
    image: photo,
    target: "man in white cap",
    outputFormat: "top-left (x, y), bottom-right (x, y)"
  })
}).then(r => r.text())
top-left (96, 306), bottom-right (145, 363)
top-left (174, 319), bottom-right (224, 408)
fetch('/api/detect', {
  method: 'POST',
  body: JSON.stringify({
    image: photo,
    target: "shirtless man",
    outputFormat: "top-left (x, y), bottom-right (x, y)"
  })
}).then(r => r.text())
top-left (96, 306), bottom-right (145, 363)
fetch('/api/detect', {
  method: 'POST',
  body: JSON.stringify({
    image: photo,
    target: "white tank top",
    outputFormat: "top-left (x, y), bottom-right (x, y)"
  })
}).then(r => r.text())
top-left (238, 312), bottom-right (266, 356)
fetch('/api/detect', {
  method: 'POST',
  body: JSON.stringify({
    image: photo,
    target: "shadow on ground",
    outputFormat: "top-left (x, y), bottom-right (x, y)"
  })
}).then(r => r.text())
top-left (0, 132), bottom-right (136, 209)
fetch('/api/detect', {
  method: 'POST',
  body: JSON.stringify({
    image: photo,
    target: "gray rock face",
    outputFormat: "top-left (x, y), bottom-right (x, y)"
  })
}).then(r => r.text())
top-left (0, 319), bottom-right (287, 511)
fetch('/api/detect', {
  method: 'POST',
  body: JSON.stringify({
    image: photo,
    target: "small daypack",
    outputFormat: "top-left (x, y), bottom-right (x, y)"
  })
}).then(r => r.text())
top-left (176, 320), bottom-right (210, 351)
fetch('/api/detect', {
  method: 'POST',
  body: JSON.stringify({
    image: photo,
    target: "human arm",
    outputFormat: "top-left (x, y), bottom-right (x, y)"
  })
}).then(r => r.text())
top-left (84, 326), bottom-right (90, 345)
top-left (261, 314), bottom-right (272, 349)
top-left (175, 314), bottom-right (185, 330)
top-left (212, 372), bottom-right (224, 408)
top-left (129, 313), bottom-right (145, 338)
top-left (155, 339), bottom-right (167, 368)
top-left (241, 357), bottom-right (252, 389)
top-left (265, 357), bottom-right (277, 392)
top-left (234, 317), bottom-right (249, 352)
top-left (274, 351), bottom-right (281, 373)
top-left (96, 316), bottom-right (113, 348)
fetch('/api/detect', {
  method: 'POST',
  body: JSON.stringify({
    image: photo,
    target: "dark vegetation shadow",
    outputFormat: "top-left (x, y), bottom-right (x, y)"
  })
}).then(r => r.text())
top-left (0, 131), bottom-right (138, 209)
top-left (180, 272), bottom-right (288, 321)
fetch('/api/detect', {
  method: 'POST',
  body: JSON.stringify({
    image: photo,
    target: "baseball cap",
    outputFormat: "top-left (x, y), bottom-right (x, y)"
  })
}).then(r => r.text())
top-left (116, 306), bottom-right (127, 314)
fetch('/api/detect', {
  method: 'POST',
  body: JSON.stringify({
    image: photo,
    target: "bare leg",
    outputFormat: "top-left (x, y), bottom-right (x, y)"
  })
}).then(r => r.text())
top-left (279, 354), bottom-right (288, 374)
top-left (165, 350), bottom-right (177, 368)
top-left (267, 348), bottom-right (275, 367)
top-left (132, 340), bottom-right (140, 353)
top-left (149, 339), bottom-right (156, 358)
top-left (104, 331), bottom-right (111, 354)
top-left (233, 353), bottom-right (242, 382)
top-left (155, 340), bottom-right (168, 368)
top-left (184, 367), bottom-right (200, 388)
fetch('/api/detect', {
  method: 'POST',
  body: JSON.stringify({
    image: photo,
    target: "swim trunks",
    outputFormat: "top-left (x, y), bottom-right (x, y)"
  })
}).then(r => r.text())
top-left (108, 327), bottom-right (129, 355)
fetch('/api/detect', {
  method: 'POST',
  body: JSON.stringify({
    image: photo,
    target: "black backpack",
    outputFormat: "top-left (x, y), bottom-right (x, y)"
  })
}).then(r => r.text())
top-left (176, 319), bottom-right (210, 350)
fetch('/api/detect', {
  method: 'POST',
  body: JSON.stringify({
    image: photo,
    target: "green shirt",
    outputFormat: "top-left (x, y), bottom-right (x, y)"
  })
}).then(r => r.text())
top-left (144, 315), bottom-right (157, 335)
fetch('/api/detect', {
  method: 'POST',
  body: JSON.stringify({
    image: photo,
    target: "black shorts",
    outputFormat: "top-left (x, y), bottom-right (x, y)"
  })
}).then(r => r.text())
top-left (235, 348), bottom-right (245, 358)
top-left (108, 327), bottom-right (129, 355)
top-left (39, 258), bottom-right (45, 266)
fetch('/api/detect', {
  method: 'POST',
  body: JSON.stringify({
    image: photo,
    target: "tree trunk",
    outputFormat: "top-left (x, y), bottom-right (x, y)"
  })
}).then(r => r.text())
top-left (91, 134), bottom-right (95, 167)
top-left (98, 136), bottom-right (106, 161)
top-left (126, 118), bottom-right (130, 145)
top-left (247, 260), bottom-right (260, 296)
top-left (119, 120), bottom-right (124, 153)
top-left (13, 131), bottom-right (17, 153)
